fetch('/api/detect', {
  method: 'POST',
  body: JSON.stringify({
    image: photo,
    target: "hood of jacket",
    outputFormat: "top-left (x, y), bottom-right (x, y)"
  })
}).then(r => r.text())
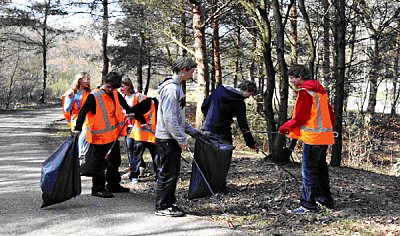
top-left (220, 85), bottom-right (245, 103)
top-left (300, 80), bottom-right (327, 94)
top-left (157, 77), bottom-right (180, 94)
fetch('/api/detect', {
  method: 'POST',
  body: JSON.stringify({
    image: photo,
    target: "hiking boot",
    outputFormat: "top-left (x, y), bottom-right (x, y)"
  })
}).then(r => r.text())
top-left (155, 205), bottom-right (185, 217)
top-left (288, 206), bottom-right (318, 214)
top-left (106, 185), bottom-right (130, 193)
top-left (91, 191), bottom-right (114, 198)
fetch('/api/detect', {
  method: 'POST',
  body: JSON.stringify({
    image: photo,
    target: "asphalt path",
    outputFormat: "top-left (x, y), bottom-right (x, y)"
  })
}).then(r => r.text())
top-left (0, 107), bottom-right (243, 236)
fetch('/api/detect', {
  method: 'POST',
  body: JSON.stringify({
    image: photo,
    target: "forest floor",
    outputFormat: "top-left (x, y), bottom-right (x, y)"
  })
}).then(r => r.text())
top-left (41, 103), bottom-right (400, 236)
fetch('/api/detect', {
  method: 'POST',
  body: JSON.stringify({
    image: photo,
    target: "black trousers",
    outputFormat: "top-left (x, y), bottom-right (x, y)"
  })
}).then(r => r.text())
top-left (155, 139), bottom-right (181, 210)
top-left (91, 141), bottom-right (122, 193)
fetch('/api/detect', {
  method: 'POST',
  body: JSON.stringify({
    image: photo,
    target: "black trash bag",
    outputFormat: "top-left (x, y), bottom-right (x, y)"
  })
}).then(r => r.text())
top-left (79, 141), bottom-right (93, 176)
top-left (188, 135), bottom-right (235, 200)
top-left (40, 136), bottom-right (81, 208)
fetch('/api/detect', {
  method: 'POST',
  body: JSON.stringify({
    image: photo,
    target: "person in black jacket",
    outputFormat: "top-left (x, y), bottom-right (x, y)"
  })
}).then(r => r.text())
top-left (201, 80), bottom-right (258, 149)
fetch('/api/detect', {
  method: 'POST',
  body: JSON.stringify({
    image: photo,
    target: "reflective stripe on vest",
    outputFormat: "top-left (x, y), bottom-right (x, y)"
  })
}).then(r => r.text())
top-left (129, 101), bottom-right (156, 143)
top-left (86, 89), bottom-right (126, 144)
top-left (288, 89), bottom-right (334, 145)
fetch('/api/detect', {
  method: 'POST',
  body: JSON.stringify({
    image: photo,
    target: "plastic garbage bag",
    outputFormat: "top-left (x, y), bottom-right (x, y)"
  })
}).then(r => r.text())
top-left (40, 136), bottom-right (81, 208)
top-left (188, 135), bottom-right (235, 199)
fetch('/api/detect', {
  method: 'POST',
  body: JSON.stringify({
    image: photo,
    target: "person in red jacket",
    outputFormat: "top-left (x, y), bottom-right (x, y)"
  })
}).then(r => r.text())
top-left (279, 64), bottom-right (336, 214)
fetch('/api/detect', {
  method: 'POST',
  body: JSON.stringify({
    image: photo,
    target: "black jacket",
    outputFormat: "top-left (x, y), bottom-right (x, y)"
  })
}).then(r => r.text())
top-left (201, 85), bottom-right (255, 147)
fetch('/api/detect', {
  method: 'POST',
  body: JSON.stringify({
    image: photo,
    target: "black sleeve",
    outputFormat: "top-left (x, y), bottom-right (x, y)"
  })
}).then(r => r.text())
top-left (235, 101), bottom-right (256, 147)
top-left (74, 94), bottom-right (96, 131)
top-left (118, 92), bottom-right (133, 113)
top-left (130, 98), bottom-right (152, 124)
top-left (201, 95), bottom-right (210, 115)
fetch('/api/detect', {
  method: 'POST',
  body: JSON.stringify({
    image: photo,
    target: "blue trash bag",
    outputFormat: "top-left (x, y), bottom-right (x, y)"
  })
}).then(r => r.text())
top-left (188, 134), bottom-right (235, 200)
top-left (40, 136), bottom-right (81, 208)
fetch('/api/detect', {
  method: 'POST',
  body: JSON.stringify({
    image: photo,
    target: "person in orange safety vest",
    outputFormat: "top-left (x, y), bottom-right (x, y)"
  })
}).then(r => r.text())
top-left (279, 64), bottom-right (336, 214)
top-left (72, 72), bottom-right (134, 198)
top-left (61, 72), bottom-right (93, 173)
top-left (119, 77), bottom-right (158, 184)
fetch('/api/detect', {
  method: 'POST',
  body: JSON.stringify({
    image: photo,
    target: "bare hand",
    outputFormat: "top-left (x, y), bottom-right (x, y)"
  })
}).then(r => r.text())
top-left (250, 145), bottom-right (259, 153)
top-left (180, 143), bottom-right (188, 150)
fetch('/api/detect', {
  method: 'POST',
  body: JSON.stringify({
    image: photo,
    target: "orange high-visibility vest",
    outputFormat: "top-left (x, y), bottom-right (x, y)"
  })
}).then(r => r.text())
top-left (288, 88), bottom-right (335, 145)
top-left (61, 90), bottom-right (91, 130)
top-left (86, 89), bottom-right (127, 144)
top-left (129, 100), bottom-right (157, 143)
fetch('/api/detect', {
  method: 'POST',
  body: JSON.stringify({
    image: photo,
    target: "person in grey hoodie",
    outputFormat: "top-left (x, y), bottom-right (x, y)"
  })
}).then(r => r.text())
top-left (154, 57), bottom-right (200, 217)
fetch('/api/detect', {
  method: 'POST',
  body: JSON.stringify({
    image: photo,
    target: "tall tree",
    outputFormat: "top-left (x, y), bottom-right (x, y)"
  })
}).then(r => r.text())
top-left (189, 0), bottom-right (209, 128)
top-left (101, 0), bottom-right (109, 79)
top-left (331, 0), bottom-right (346, 167)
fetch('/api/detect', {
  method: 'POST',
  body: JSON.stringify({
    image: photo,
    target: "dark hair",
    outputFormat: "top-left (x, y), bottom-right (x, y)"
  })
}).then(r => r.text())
top-left (238, 80), bottom-right (258, 94)
top-left (287, 64), bottom-right (311, 80)
top-left (104, 71), bottom-right (122, 88)
top-left (172, 57), bottom-right (197, 74)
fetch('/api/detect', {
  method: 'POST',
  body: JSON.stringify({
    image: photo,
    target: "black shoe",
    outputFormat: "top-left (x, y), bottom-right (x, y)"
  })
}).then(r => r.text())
top-left (317, 201), bottom-right (334, 209)
top-left (91, 191), bottom-right (114, 198)
top-left (155, 205), bottom-right (185, 217)
top-left (106, 185), bottom-right (130, 193)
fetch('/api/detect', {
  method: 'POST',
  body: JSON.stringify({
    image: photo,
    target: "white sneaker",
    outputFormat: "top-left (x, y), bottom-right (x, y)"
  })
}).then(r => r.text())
top-left (131, 178), bottom-right (138, 184)
top-left (122, 172), bottom-right (130, 178)
top-left (139, 167), bottom-right (145, 177)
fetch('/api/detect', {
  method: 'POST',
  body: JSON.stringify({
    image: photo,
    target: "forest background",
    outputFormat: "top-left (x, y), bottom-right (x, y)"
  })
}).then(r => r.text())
top-left (1, 0), bottom-right (399, 234)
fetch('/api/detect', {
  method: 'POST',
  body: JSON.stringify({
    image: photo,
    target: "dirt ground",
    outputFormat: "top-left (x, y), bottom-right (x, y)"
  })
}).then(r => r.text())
top-left (42, 117), bottom-right (400, 236)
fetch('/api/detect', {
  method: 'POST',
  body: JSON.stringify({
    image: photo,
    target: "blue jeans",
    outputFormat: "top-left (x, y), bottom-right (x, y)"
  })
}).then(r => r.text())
top-left (78, 129), bottom-right (89, 157)
top-left (155, 139), bottom-right (181, 210)
top-left (126, 127), bottom-right (149, 177)
top-left (300, 144), bottom-right (334, 210)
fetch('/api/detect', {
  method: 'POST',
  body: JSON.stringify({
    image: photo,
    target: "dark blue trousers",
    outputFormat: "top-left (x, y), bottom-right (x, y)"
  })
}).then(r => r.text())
top-left (300, 144), bottom-right (334, 210)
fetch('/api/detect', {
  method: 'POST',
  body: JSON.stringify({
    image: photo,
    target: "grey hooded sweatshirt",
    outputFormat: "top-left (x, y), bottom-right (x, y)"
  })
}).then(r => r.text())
top-left (155, 77), bottom-right (197, 145)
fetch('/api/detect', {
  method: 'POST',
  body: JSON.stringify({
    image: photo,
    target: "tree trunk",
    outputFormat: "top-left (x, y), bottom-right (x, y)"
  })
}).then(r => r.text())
top-left (234, 22), bottom-right (241, 88)
top-left (137, 30), bottom-right (144, 92)
top-left (366, 38), bottom-right (379, 116)
top-left (289, 1), bottom-right (298, 64)
top-left (298, 0), bottom-right (315, 79)
top-left (212, 0), bottom-right (221, 89)
top-left (331, 0), bottom-right (346, 167)
top-left (190, 0), bottom-right (208, 128)
top-left (101, 0), bottom-right (109, 80)
top-left (322, 0), bottom-right (330, 93)
top-left (180, 0), bottom-right (188, 93)
top-left (39, 0), bottom-right (50, 104)
top-left (271, 0), bottom-right (289, 163)
top-left (5, 46), bottom-right (20, 109)
top-left (144, 50), bottom-right (151, 95)
top-left (391, 24), bottom-right (400, 117)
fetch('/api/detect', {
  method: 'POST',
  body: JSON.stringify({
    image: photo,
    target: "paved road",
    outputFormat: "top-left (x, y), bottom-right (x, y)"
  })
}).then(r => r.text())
top-left (0, 107), bottom-right (243, 236)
